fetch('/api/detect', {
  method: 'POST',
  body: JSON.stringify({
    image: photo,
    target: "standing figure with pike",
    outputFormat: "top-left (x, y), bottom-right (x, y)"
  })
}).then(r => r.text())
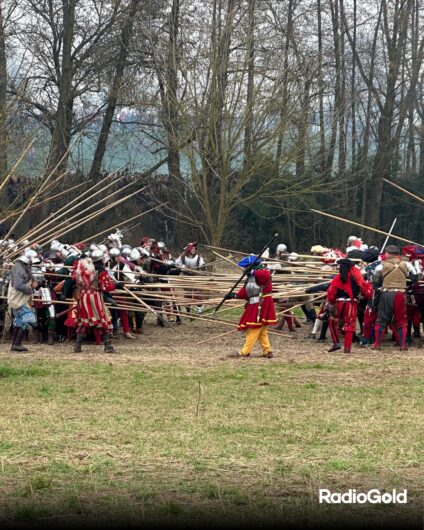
top-left (326, 257), bottom-right (373, 353)
top-left (219, 234), bottom-right (278, 359)
top-left (371, 245), bottom-right (419, 351)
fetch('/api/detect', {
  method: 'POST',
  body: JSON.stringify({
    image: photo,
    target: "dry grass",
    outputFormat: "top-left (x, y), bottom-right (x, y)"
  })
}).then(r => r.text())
top-left (0, 317), bottom-right (422, 527)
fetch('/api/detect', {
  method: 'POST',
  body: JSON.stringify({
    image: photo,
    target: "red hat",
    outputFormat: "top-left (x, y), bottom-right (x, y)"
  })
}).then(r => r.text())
top-left (184, 242), bottom-right (197, 253)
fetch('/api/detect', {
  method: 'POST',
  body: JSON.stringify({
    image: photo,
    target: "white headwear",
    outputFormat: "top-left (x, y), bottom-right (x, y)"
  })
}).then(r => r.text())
top-left (130, 248), bottom-right (141, 261)
top-left (130, 247), bottom-right (150, 261)
top-left (109, 247), bottom-right (121, 258)
top-left (121, 244), bottom-right (132, 257)
top-left (50, 240), bottom-right (61, 251)
top-left (346, 245), bottom-right (358, 254)
top-left (276, 243), bottom-right (288, 253)
top-left (91, 249), bottom-right (104, 262)
top-left (19, 248), bottom-right (38, 264)
top-left (107, 229), bottom-right (123, 248)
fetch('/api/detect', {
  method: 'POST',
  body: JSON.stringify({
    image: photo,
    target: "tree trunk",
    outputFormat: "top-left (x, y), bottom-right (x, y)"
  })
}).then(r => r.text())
top-left (89, 0), bottom-right (138, 181)
top-left (243, 0), bottom-right (256, 169)
top-left (317, 0), bottom-right (326, 173)
top-left (164, 0), bottom-right (182, 187)
top-left (295, 78), bottom-right (311, 178)
top-left (365, 0), bottom-right (412, 231)
top-left (276, 0), bottom-right (293, 163)
top-left (45, 0), bottom-right (76, 178)
top-left (0, 1), bottom-right (7, 181)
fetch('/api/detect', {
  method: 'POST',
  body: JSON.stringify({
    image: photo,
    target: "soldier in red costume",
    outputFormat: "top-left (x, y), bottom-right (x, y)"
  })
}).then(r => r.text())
top-left (326, 258), bottom-right (373, 353)
top-left (225, 256), bottom-right (277, 358)
top-left (72, 249), bottom-right (122, 353)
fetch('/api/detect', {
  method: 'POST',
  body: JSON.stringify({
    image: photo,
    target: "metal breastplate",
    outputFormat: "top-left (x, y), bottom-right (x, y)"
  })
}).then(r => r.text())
top-left (246, 276), bottom-right (261, 304)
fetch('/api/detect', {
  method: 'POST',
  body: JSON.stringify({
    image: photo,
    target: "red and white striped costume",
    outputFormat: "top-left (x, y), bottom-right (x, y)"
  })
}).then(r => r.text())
top-left (73, 259), bottom-right (114, 332)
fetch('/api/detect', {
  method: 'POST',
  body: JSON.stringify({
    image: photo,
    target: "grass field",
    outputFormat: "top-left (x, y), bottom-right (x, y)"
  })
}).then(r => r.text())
top-left (0, 318), bottom-right (422, 528)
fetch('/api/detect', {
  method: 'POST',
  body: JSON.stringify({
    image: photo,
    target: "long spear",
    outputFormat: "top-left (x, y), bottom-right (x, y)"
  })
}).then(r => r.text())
top-left (380, 218), bottom-right (397, 253)
top-left (79, 202), bottom-right (168, 244)
top-left (310, 209), bottom-right (421, 247)
top-left (213, 233), bottom-right (279, 314)
top-left (122, 286), bottom-right (175, 330)
top-left (383, 178), bottom-right (424, 206)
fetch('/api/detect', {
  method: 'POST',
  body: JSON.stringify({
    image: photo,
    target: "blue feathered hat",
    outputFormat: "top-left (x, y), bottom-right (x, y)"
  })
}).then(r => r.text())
top-left (237, 255), bottom-right (261, 268)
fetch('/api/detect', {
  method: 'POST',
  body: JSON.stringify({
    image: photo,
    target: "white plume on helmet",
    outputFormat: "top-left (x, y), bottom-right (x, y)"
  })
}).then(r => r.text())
top-left (261, 247), bottom-right (270, 259)
top-left (107, 229), bottom-right (123, 248)
top-left (50, 240), bottom-right (61, 251)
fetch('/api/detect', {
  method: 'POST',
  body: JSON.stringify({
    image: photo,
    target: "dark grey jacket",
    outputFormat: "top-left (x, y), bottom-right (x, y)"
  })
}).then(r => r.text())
top-left (9, 260), bottom-right (33, 295)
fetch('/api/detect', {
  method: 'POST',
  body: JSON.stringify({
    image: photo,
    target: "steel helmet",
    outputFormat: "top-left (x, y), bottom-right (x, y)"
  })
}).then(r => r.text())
top-left (121, 245), bottom-right (132, 257)
top-left (130, 248), bottom-right (141, 261)
top-left (91, 249), bottom-right (104, 262)
top-left (19, 248), bottom-right (38, 264)
top-left (109, 247), bottom-right (121, 258)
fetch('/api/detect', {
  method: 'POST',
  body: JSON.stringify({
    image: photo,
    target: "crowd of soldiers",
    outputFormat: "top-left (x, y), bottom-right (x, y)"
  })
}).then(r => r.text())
top-left (271, 236), bottom-right (423, 354)
top-left (2, 229), bottom-right (423, 356)
top-left (3, 231), bottom-right (205, 353)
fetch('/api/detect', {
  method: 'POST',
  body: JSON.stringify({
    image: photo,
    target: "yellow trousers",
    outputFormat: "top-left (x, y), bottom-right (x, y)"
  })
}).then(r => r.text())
top-left (240, 326), bottom-right (272, 356)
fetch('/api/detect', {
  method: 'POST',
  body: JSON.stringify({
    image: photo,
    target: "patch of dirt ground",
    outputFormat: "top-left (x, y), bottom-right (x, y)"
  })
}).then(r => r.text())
top-left (0, 316), bottom-right (423, 373)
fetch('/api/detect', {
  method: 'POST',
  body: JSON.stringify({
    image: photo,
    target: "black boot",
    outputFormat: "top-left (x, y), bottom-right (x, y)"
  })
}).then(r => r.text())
top-left (318, 319), bottom-right (329, 342)
top-left (103, 333), bottom-right (115, 353)
top-left (307, 308), bottom-right (317, 323)
top-left (47, 330), bottom-right (55, 345)
top-left (11, 328), bottom-right (29, 352)
top-left (73, 333), bottom-right (84, 353)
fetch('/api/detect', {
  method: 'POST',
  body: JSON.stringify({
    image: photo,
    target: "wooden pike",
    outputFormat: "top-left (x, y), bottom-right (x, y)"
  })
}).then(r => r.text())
top-left (0, 180), bottom-right (91, 225)
top-left (383, 178), bottom-right (424, 206)
top-left (79, 202), bottom-right (168, 244)
top-left (310, 209), bottom-right (422, 247)
top-left (196, 329), bottom-right (238, 344)
top-left (28, 184), bottom-right (148, 250)
top-left (276, 293), bottom-right (326, 316)
top-left (211, 250), bottom-right (240, 269)
top-left (14, 167), bottom-right (129, 247)
top-left (201, 243), bottom-right (357, 262)
top-left (2, 132), bottom-right (86, 244)
top-left (122, 286), bottom-right (176, 331)
top-left (0, 137), bottom-right (37, 199)
top-left (23, 188), bottom-right (149, 253)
